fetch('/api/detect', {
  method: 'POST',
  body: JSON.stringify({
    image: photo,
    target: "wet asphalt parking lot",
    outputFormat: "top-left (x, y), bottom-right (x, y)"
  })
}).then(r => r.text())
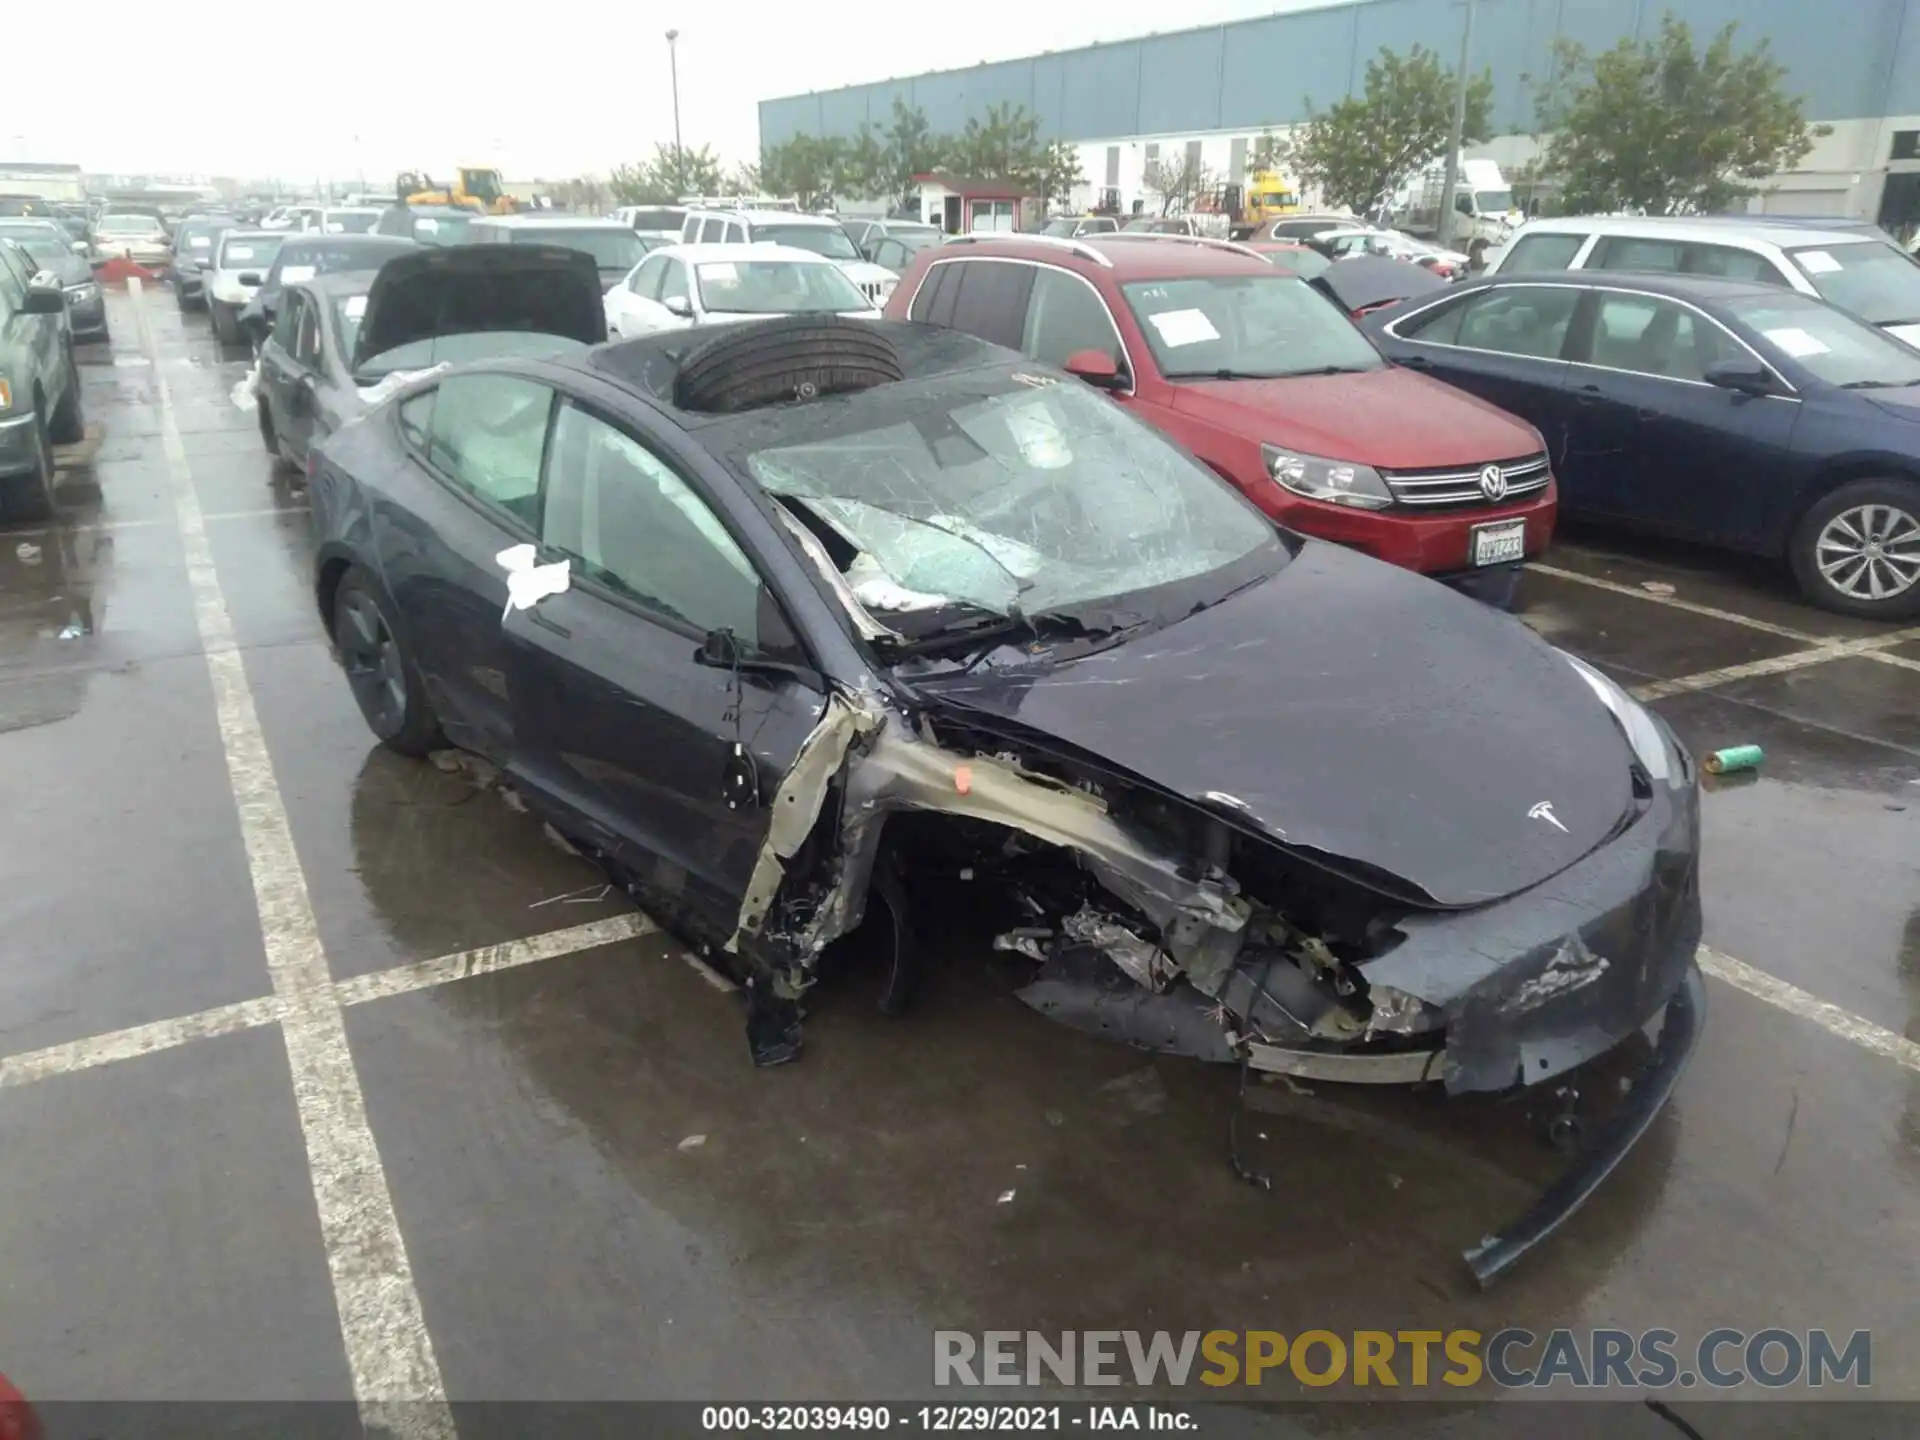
top-left (2, 284), bottom-right (1919, 1436)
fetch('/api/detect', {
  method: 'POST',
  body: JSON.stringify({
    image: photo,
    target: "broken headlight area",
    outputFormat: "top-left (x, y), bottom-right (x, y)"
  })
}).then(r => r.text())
top-left (724, 691), bottom-right (1703, 1284)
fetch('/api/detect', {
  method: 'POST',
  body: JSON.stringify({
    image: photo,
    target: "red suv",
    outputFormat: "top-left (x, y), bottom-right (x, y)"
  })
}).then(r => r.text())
top-left (882, 233), bottom-right (1555, 594)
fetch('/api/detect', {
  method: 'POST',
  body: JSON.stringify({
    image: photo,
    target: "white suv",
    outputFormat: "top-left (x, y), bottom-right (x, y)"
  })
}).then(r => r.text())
top-left (676, 206), bottom-right (899, 306)
top-left (1488, 216), bottom-right (1920, 350)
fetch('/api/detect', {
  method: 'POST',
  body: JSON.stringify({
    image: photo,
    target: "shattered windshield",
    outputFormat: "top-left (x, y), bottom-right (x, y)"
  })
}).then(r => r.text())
top-left (742, 374), bottom-right (1281, 620)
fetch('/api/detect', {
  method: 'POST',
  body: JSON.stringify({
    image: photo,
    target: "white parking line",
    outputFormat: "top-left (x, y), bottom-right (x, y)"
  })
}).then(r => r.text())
top-left (1527, 562), bottom-right (1821, 641)
top-left (1631, 626), bottom-right (1920, 701)
top-left (0, 916), bottom-right (659, 1092)
top-left (1698, 945), bottom-right (1920, 1075)
top-left (133, 279), bottom-right (455, 1439)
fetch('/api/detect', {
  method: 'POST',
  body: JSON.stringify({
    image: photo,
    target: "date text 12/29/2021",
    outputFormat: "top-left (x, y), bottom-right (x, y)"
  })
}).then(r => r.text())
top-left (702, 1405), bottom-right (1197, 1431)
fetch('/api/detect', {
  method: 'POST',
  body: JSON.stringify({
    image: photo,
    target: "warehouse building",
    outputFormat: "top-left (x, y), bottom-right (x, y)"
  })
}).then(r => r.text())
top-left (759, 0), bottom-right (1920, 232)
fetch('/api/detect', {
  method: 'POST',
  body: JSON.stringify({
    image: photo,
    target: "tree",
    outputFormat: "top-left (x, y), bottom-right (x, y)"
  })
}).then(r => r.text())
top-left (880, 98), bottom-right (943, 208)
top-left (836, 124), bottom-right (889, 201)
top-left (1250, 129), bottom-right (1290, 173)
top-left (759, 134), bottom-right (846, 209)
top-left (947, 102), bottom-right (1047, 186)
top-left (1533, 15), bottom-right (1826, 216)
top-left (1036, 140), bottom-right (1085, 208)
top-left (1143, 149), bottom-right (1214, 215)
top-left (607, 144), bottom-right (727, 204)
top-left (724, 162), bottom-right (761, 197)
top-left (1290, 45), bottom-right (1492, 214)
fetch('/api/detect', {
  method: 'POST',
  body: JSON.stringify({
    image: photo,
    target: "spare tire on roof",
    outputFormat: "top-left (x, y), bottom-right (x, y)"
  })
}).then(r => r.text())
top-left (673, 315), bottom-right (905, 414)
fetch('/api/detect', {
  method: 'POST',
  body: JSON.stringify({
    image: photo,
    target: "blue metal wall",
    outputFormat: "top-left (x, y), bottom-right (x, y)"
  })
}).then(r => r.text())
top-left (759, 0), bottom-right (1920, 150)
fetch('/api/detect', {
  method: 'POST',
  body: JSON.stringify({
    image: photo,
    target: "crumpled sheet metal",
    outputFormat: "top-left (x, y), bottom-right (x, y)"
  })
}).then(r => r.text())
top-left (813, 715), bottom-right (1249, 967)
top-left (727, 691), bottom-right (879, 956)
top-left (1061, 906), bottom-right (1172, 991)
top-left (1359, 783), bottom-right (1701, 1094)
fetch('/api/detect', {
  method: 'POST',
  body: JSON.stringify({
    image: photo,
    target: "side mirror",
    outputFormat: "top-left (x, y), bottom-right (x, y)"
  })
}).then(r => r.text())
top-left (1063, 348), bottom-right (1127, 391)
top-left (70, 240), bottom-right (87, 255)
top-left (22, 285), bottom-right (65, 315)
top-left (1704, 357), bottom-right (1773, 396)
top-left (239, 272), bottom-right (263, 286)
top-left (695, 627), bottom-right (741, 669)
top-left (664, 295), bottom-right (693, 318)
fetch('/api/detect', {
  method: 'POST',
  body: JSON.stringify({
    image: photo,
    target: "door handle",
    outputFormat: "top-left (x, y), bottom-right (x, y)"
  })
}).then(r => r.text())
top-left (1574, 383), bottom-right (1604, 406)
top-left (1399, 355), bottom-right (1432, 371)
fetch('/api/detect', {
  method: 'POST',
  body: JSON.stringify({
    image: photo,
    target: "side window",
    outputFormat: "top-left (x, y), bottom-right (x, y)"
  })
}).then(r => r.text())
top-left (293, 298), bottom-right (323, 367)
top-left (541, 403), bottom-right (767, 644)
top-left (630, 252), bottom-right (669, 297)
top-left (699, 217), bottom-right (724, 243)
top-left (948, 261), bottom-right (1035, 349)
top-left (272, 291), bottom-right (303, 351)
top-left (424, 374), bottom-right (553, 525)
top-left (873, 238), bottom-right (909, 270)
top-left (1684, 244), bottom-right (1782, 284)
top-left (1022, 267), bottom-right (1123, 369)
top-left (1589, 235), bottom-right (1685, 274)
top-left (396, 389), bottom-right (434, 450)
top-left (680, 215), bottom-right (702, 243)
top-left (1393, 292), bottom-right (1472, 346)
top-left (1581, 293), bottom-right (1741, 383)
top-left (909, 262), bottom-right (956, 323)
top-left (1453, 286), bottom-right (1582, 359)
top-left (0, 247), bottom-right (29, 305)
top-left (660, 260), bottom-right (689, 305)
top-left (1501, 233), bottom-right (1584, 273)
top-left (725, 222), bottom-right (747, 244)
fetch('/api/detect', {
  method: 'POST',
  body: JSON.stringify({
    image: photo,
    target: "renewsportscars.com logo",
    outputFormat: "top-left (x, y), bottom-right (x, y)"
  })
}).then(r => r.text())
top-left (933, 1329), bottom-right (1872, 1390)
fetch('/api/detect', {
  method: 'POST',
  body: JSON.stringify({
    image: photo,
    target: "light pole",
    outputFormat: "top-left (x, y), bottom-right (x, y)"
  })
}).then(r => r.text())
top-left (1434, 0), bottom-right (1477, 250)
top-left (665, 29), bottom-right (684, 197)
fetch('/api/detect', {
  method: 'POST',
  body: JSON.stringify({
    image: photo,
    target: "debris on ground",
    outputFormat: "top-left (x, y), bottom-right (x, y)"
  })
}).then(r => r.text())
top-left (997, 1190), bottom-right (1016, 1204)
top-left (676, 1134), bottom-right (707, 1151)
top-left (528, 882), bottom-right (612, 909)
top-left (1640, 581), bottom-right (1676, 596)
top-left (15, 543), bottom-right (41, 563)
top-left (1704, 744), bottom-right (1764, 775)
top-left (230, 359), bottom-right (261, 412)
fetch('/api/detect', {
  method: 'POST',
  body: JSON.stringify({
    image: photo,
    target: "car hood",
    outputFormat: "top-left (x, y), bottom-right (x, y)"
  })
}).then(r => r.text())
top-left (905, 541), bottom-right (1638, 909)
top-left (42, 254), bottom-right (90, 286)
top-left (1864, 384), bottom-right (1920, 421)
top-left (1168, 364), bottom-right (1545, 469)
top-left (835, 259), bottom-right (897, 287)
top-left (352, 243), bottom-right (606, 371)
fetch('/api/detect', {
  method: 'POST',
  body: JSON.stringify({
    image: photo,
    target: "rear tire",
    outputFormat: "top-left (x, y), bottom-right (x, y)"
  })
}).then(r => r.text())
top-left (209, 299), bottom-right (238, 346)
top-left (672, 314), bottom-right (903, 414)
top-left (49, 350), bottom-right (84, 445)
top-left (2, 407), bottom-right (56, 523)
top-left (1789, 478), bottom-right (1920, 619)
top-left (332, 567), bottom-right (444, 756)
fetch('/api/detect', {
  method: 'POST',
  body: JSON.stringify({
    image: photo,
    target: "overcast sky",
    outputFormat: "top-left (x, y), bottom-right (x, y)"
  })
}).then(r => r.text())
top-left (4, 0), bottom-right (1337, 185)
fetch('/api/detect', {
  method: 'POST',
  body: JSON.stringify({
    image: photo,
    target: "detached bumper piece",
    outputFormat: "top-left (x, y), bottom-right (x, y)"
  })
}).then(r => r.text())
top-left (1465, 959), bottom-right (1704, 1288)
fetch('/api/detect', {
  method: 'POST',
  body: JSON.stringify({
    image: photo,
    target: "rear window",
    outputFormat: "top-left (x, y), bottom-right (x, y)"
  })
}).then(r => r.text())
top-left (1788, 242), bottom-right (1920, 327)
top-left (323, 211), bottom-right (379, 235)
top-left (508, 226), bottom-right (646, 270)
top-left (219, 236), bottom-right (282, 269)
top-left (623, 208), bottom-right (686, 231)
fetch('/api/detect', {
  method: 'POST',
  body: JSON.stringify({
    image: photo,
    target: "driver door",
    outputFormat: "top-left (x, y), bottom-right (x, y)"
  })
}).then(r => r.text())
top-left (257, 289), bottom-right (308, 456)
top-left (502, 397), bottom-right (824, 928)
top-left (608, 252), bottom-right (670, 338)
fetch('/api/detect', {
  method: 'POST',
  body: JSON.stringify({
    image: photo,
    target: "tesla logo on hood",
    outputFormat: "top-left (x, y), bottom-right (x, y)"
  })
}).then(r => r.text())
top-left (1528, 800), bottom-right (1568, 833)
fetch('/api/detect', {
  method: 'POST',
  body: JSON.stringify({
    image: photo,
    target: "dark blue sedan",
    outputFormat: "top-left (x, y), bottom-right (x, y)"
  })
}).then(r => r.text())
top-left (1364, 272), bottom-right (1920, 618)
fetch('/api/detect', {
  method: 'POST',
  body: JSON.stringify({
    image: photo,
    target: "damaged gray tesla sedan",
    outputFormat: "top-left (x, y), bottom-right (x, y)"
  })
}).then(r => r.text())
top-left (309, 316), bottom-right (1703, 1285)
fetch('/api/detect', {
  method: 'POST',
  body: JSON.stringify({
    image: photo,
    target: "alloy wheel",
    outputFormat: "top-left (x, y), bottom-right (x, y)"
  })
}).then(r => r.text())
top-left (1815, 503), bottom-right (1920, 603)
top-left (336, 591), bottom-right (407, 735)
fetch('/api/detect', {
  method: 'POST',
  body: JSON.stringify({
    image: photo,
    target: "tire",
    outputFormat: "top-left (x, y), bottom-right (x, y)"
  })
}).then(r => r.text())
top-left (673, 314), bottom-right (903, 414)
top-left (209, 299), bottom-right (237, 346)
top-left (49, 350), bottom-right (84, 445)
top-left (2, 406), bottom-right (56, 523)
top-left (1788, 478), bottom-right (1920, 620)
top-left (331, 567), bottom-right (444, 756)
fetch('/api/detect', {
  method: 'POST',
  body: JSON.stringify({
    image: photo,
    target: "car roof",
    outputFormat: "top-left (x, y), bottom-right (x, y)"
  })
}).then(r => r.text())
top-left (929, 232), bottom-right (1273, 279)
top-left (473, 215), bottom-right (630, 229)
top-left (1511, 214), bottom-right (1883, 250)
top-left (575, 319), bottom-right (1013, 424)
top-left (278, 234), bottom-right (414, 254)
top-left (319, 206), bottom-right (383, 216)
top-left (732, 210), bottom-right (837, 226)
top-left (1477, 269), bottom-right (1796, 303)
top-left (658, 242), bottom-right (837, 264)
top-left (299, 271), bottom-right (379, 299)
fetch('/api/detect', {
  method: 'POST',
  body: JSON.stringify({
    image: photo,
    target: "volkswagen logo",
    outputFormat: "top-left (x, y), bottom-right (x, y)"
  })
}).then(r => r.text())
top-left (1479, 464), bottom-right (1508, 502)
